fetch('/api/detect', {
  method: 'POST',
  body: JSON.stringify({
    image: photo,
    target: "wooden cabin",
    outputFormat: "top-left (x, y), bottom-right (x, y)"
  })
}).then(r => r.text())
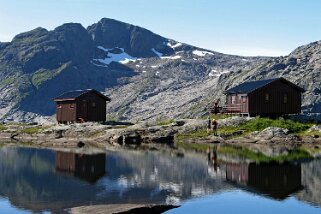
top-left (54, 89), bottom-right (110, 123)
top-left (223, 77), bottom-right (305, 116)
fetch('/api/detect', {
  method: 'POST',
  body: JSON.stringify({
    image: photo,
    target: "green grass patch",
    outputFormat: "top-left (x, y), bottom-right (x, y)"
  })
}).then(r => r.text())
top-left (0, 124), bottom-right (7, 131)
top-left (176, 129), bottom-right (213, 142)
top-left (175, 116), bottom-right (314, 162)
top-left (176, 117), bottom-right (313, 142)
top-left (218, 126), bottom-right (244, 138)
top-left (5, 122), bottom-right (30, 126)
top-left (238, 117), bottom-right (312, 134)
top-left (0, 77), bottom-right (15, 86)
top-left (31, 62), bottom-right (71, 88)
top-left (32, 70), bottom-right (53, 87)
top-left (299, 130), bottom-right (321, 137)
top-left (156, 119), bottom-right (175, 126)
top-left (21, 126), bottom-right (43, 134)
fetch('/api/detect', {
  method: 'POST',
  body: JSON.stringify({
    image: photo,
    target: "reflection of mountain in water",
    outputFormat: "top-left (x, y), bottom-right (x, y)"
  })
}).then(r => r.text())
top-left (55, 151), bottom-right (106, 183)
top-left (296, 160), bottom-right (321, 207)
top-left (0, 147), bottom-right (101, 213)
top-left (0, 147), bottom-right (230, 213)
top-left (226, 162), bottom-right (302, 200)
top-left (102, 151), bottom-right (230, 203)
top-left (1, 146), bottom-right (320, 213)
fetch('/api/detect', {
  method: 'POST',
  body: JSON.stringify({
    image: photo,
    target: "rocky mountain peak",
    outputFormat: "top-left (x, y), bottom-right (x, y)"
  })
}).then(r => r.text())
top-left (87, 18), bottom-right (174, 58)
top-left (53, 23), bottom-right (93, 66)
top-left (11, 27), bottom-right (49, 43)
top-left (1, 23), bottom-right (93, 74)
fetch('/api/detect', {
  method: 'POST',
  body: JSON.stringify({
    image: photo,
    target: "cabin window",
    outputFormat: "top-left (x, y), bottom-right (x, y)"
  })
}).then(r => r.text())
top-left (283, 93), bottom-right (288, 104)
top-left (70, 104), bottom-right (75, 109)
top-left (241, 96), bottom-right (247, 103)
top-left (231, 95), bottom-right (236, 104)
top-left (91, 102), bottom-right (96, 107)
top-left (265, 93), bottom-right (270, 102)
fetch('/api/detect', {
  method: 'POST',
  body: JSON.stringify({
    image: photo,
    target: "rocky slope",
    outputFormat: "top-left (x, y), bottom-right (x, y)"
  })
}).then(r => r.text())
top-left (0, 18), bottom-right (319, 122)
top-left (209, 41), bottom-right (321, 115)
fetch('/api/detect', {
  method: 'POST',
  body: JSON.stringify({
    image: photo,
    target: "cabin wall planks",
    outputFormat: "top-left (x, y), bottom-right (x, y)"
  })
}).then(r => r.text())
top-left (54, 89), bottom-right (110, 123)
top-left (224, 78), bottom-right (304, 116)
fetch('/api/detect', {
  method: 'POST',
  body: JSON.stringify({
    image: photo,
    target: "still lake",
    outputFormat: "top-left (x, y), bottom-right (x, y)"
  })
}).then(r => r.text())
top-left (0, 146), bottom-right (320, 214)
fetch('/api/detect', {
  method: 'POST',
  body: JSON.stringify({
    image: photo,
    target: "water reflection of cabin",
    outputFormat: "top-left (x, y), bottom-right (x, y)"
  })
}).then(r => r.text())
top-left (55, 151), bottom-right (106, 183)
top-left (222, 78), bottom-right (305, 117)
top-left (226, 162), bottom-right (302, 199)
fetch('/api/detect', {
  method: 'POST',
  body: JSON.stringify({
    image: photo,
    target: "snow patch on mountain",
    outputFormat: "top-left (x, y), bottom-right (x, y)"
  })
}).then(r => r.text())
top-left (209, 69), bottom-right (230, 77)
top-left (151, 48), bottom-right (181, 60)
top-left (193, 50), bottom-right (214, 57)
top-left (167, 42), bottom-right (182, 49)
top-left (161, 55), bottom-right (182, 60)
top-left (93, 46), bottom-right (137, 65)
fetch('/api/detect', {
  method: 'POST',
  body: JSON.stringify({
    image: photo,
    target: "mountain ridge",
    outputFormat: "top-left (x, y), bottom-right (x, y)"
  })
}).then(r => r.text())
top-left (0, 18), bottom-right (319, 122)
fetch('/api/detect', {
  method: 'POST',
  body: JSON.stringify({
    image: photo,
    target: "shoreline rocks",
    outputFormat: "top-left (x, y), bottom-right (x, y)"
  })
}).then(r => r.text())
top-left (1, 117), bottom-right (321, 158)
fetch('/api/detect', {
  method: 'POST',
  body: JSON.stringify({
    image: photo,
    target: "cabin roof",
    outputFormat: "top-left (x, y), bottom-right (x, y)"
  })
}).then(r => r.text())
top-left (54, 89), bottom-right (111, 101)
top-left (225, 77), bottom-right (305, 94)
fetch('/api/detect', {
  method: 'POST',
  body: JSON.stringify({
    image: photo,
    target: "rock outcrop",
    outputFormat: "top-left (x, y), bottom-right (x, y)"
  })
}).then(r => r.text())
top-left (254, 127), bottom-right (289, 140)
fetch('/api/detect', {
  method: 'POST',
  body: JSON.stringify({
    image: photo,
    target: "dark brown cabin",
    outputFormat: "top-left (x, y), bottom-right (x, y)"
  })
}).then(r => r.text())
top-left (54, 89), bottom-right (110, 123)
top-left (224, 77), bottom-right (305, 116)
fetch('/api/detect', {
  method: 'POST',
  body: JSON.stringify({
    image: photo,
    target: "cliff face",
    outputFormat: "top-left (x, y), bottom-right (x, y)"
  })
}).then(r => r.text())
top-left (0, 18), bottom-right (319, 122)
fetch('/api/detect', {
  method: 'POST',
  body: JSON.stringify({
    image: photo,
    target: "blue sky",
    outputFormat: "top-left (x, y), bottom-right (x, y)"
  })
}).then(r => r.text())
top-left (0, 0), bottom-right (320, 56)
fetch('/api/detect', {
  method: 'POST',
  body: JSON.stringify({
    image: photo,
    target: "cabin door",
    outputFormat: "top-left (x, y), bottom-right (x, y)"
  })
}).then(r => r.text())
top-left (241, 96), bottom-right (248, 113)
top-left (57, 107), bottom-right (62, 121)
top-left (81, 101), bottom-right (88, 121)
